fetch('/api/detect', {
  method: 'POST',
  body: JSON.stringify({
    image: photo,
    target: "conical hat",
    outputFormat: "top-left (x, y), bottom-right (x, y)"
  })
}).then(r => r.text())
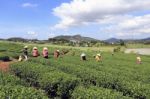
top-left (33, 47), bottom-right (37, 49)
top-left (43, 47), bottom-right (48, 50)
top-left (24, 46), bottom-right (28, 48)
top-left (97, 54), bottom-right (101, 56)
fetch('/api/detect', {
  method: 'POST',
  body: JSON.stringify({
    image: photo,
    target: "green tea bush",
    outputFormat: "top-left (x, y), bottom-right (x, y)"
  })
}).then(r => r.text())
top-left (10, 62), bottom-right (56, 86)
top-left (114, 46), bottom-right (121, 52)
top-left (7, 52), bottom-right (20, 59)
top-left (0, 42), bottom-right (23, 61)
top-left (0, 52), bottom-right (20, 60)
top-left (61, 48), bottom-right (70, 55)
top-left (0, 48), bottom-right (7, 52)
top-left (72, 86), bottom-right (131, 99)
top-left (29, 57), bottom-right (150, 99)
top-left (10, 61), bottom-right (80, 98)
top-left (0, 85), bottom-right (48, 99)
top-left (0, 42), bottom-right (23, 53)
top-left (38, 72), bottom-right (80, 98)
top-left (0, 53), bottom-right (10, 61)
top-left (0, 72), bottom-right (27, 86)
top-left (2, 40), bottom-right (148, 99)
top-left (0, 56), bottom-right (9, 61)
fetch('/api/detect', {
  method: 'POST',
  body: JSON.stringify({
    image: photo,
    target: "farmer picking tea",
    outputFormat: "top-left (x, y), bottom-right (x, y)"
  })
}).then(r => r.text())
top-left (136, 55), bottom-right (142, 64)
top-left (54, 50), bottom-right (60, 58)
top-left (32, 47), bottom-right (39, 57)
top-left (80, 52), bottom-right (86, 61)
top-left (18, 46), bottom-right (28, 61)
top-left (23, 46), bottom-right (28, 61)
top-left (42, 47), bottom-right (49, 59)
top-left (95, 53), bottom-right (102, 62)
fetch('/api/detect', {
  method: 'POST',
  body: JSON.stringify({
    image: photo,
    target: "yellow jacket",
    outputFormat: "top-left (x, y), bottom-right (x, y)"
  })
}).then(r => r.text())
top-left (136, 57), bottom-right (141, 61)
top-left (95, 55), bottom-right (101, 61)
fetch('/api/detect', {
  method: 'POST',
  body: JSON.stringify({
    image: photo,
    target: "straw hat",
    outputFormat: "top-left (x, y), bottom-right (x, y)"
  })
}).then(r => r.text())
top-left (24, 46), bottom-right (28, 48)
top-left (97, 54), bottom-right (101, 56)
top-left (33, 47), bottom-right (37, 50)
top-left (43, 47), bottom-right (48, 50)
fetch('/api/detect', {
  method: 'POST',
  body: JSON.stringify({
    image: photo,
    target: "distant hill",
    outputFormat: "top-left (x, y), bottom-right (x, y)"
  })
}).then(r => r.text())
top-left (104, 38), bottom-right (120, 43)
top-left (2, 36), bottom-right (150, 44)
top-left (104, 37), bottom-right (150, 44)
top-left (52, 35), bottom-right (99, 42)
top-left (7, 37), bottom-right (39, 42)
top-left (141, 37), bottom-right (150, 41)
top-left (7, 37), bottom-right (27, 42)
top-left (0, 38), bottom-right (4, 40)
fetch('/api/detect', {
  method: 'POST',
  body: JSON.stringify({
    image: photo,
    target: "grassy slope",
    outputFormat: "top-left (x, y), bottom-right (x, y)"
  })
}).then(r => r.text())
top-left (0, 41), bottom-right (150, 98)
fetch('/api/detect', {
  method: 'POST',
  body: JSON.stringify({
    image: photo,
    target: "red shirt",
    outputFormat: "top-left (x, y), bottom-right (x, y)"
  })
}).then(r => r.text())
top-left (32, 49), bottom-right (39, 57)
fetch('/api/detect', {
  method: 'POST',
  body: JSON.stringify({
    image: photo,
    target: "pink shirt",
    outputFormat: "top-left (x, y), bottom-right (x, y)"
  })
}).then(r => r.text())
top-left (42, 50), bottom-right (48, 57)
top-left (32, 50), bottom-right (39, 57)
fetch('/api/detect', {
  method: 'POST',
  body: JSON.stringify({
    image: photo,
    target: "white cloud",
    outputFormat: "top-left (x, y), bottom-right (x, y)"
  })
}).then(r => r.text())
top-left (22, 3), bottom-right (38, 8)
top-left (100, 14), bottom-right (150, 38)
top-left (51, 0), bottom-right (150, 38)
top-left (27, 31), bottom-right (36, 35)
top-left (27, 31), bottom-right (38, 39)
top-left (53, 0), bottom-right (150, 29)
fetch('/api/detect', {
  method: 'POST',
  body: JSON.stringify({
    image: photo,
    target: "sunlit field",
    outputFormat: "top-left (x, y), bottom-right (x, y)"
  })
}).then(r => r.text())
top-left (1, 0), bottom-right (150, 98)
top-left (0, 41), bottom-right (150, 99)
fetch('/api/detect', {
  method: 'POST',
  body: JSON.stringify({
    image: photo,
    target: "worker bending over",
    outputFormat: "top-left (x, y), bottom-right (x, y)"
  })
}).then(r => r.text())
top-left (81, 53), bottom-right (86, 61)
top-left (32, 47), bottom-right (39, 57)
top-left (95, 54), bottom-right (102, 62)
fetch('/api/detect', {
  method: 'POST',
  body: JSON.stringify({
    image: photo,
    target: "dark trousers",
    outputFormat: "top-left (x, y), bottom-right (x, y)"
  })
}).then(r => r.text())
top-left (82, 56), bottom-right (86, 60)
top-left (44, 56), bottom-right (48, 59)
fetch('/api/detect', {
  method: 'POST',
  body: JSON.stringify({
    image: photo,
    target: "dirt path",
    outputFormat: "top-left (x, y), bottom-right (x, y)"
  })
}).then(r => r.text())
top-left (0, 61), bottom-right (10, 72)
top-left (0, 59), bottom-right (18, 72)
top-left (125, 48), bottom-right (150, 55)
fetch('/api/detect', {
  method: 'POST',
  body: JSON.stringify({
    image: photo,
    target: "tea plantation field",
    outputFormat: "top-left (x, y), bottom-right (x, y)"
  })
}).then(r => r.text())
top-left (0, 41), bottom-right (150, 99)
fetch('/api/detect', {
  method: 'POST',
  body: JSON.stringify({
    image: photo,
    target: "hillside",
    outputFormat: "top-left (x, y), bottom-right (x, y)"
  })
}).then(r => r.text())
top-left (104, 38), bottom-right (120, 43)
top-left (141, 37), bottom-right (150, 41)
top-left (1, 36), bottom-right (149, 45)
top-left (104, 37), bottom-right (150, 44)
top-left (52, 35), bottom-right (99, 42)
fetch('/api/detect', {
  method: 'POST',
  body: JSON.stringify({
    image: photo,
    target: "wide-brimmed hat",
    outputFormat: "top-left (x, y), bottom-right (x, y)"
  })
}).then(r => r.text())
top-left (33, 47), bottom-right (37, 50)
top-left (24, 46), bottom-right (28, 48)
top-left (43, 47), bottom-right (48, 50)
top-left (97, 54), bottom-right (101, 56)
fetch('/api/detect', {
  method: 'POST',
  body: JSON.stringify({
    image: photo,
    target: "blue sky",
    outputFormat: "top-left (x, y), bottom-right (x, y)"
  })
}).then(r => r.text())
top-left (0, 0), bottom-right (150, 40)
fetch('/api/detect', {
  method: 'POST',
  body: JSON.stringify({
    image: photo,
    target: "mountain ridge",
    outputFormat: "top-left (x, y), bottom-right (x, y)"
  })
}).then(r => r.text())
top-left (52, 35), bottom-right (99, 42)
top-left (1, 35), bottom-right (149, 43)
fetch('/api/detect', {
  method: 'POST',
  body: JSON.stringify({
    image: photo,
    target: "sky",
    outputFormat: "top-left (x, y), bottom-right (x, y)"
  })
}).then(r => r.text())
top-left (0, 0), bottom-right (150, 40)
